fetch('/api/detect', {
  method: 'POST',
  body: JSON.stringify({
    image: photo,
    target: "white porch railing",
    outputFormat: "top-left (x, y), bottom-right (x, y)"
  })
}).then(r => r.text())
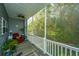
top-left (27, 35), bottom-right (44, 51)
top-left (27, 35), bottom-right (79, 56)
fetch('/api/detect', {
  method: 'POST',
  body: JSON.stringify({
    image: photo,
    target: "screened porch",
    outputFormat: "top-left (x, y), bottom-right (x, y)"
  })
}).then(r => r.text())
top-left (0, 3), bottom-right (79, 56)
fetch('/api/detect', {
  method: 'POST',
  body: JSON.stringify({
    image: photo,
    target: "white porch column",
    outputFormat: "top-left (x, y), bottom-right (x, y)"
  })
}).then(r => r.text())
top-left (31, 16), bottom-right (34, 43)
top-left (32, 17), bottom-right (34, 36)
top-left (44, 6), bottom-right (47, 54)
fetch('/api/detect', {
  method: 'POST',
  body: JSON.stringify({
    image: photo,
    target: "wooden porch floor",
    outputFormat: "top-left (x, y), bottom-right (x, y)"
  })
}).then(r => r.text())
top-left (13, 41), bottom-right (48, 56)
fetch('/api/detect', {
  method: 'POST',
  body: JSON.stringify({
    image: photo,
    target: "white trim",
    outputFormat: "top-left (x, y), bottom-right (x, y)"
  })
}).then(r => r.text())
top-left (44, 6), bottom-right (47, 54)
top-left (1, 17), bottom-right (4, 35)
top-left (32, 17), bottom-right (34, 35)
top-left (28, 35), bottom-right (79, 56)
top-left (31, 16), bottom-right (34, 43)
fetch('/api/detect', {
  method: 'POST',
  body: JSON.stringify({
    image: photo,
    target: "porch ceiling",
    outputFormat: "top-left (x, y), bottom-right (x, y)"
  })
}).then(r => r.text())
top-left (4, 3), bottom-right (47, 19)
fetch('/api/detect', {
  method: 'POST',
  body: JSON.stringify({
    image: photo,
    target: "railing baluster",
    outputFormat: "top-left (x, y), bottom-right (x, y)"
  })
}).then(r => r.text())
top-left (52, 42), bottom-right (53, 56)
top-left (65, 47), bottom-right (67, 56)
top-left (76, 51), bottom-right (78, 56)
top-left (49, 41), bottom-right (50, 53)
top-left (49, 41), bottom-right (50, 54)
top-left (45, 40), bottom-right (47, 52)
top-left (61, 46), bottom-right (63, 56)
top-left (55, 44), bottom-right (56, 56)
top-left (48, 41), bottom-right (49, 53)
top-left (70, 49), bottom-right (72, 56)
top-left (50, 41), bottom-right (52, 55)
top-left (57, 45), bottom-right (59, 56)
top-left (47, 40), bottom-right (48, 52)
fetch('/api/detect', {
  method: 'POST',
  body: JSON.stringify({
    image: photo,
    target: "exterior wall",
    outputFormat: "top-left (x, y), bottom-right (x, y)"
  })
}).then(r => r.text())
top-left (0, 3), bottom-right (9, 55)
top-left (8, 18), bottom-right (24, 35)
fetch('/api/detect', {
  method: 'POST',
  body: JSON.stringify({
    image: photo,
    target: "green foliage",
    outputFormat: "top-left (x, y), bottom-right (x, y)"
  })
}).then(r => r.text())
top-left (2, 39), bottom-right (18, 55)
top-left (27, 4), bottom-right (79, 47)
top-left (46, 4), bottom-right (79, 46)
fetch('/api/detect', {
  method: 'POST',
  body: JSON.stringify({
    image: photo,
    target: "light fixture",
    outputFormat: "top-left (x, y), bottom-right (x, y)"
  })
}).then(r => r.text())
top-left (17, 14), bottom-right (25, 20)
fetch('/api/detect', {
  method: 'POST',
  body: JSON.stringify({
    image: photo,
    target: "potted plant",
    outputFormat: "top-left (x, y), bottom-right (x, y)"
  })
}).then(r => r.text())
top-left (2, 39), bottom-right (17, 56)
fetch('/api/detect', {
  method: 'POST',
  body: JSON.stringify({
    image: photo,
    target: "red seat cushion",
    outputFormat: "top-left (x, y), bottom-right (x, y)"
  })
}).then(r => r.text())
top-left (13, 32), bottom-right (19, 39)
top-left (18, 36), bottom-right (23, 43)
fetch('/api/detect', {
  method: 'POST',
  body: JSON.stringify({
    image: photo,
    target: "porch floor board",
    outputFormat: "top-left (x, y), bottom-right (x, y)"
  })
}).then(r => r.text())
top-left (13, 41), bottom-right (48, 56)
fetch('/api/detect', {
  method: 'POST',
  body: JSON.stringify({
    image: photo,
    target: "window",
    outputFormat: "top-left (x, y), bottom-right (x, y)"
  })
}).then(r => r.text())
top-left (33, 9), bottom-right (45, 37)
top-left (0, 17), bottom-right (7, 36)
top-left (27, 17), bottom-right (33, 35)
top-left (46, 4), bottom-right (79, 47)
